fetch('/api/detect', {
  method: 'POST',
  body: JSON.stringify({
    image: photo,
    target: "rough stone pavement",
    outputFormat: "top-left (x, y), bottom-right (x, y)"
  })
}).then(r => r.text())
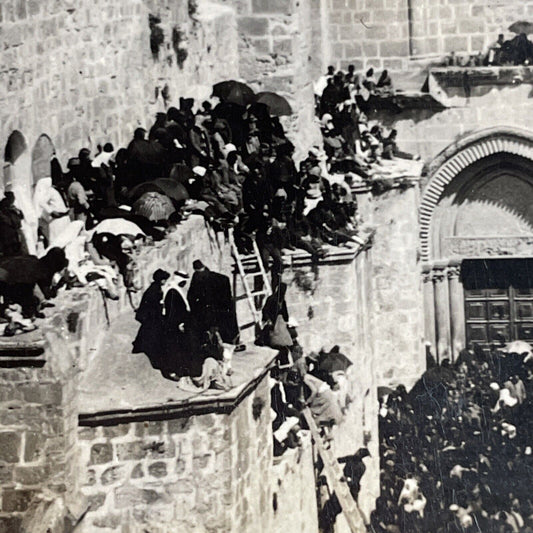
top-left (78, 311), bottom-right (275, 415)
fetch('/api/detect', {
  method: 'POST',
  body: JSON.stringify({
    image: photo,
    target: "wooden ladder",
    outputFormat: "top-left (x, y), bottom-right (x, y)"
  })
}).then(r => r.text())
top-left (229, 231), bottom-right (272, 333)
top-left (302, 408), bottom-right (370, 533)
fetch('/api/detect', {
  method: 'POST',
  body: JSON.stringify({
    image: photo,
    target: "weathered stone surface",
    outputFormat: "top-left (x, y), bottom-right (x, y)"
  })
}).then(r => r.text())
top-left (148, 461), bottom-right (168, 478)
top-left (0, 432), bottom-right (21, 463)
top-left (89, 443), bottom-right (113, 465)
top-left (2, 489), bottom-right (35, 512)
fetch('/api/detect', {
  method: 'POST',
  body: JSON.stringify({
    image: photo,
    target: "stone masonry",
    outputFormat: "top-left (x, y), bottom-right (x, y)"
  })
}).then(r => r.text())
top-left (0, 0), bottom-right (239, 165)
top-left (76, 377), bottom-right (273, 533)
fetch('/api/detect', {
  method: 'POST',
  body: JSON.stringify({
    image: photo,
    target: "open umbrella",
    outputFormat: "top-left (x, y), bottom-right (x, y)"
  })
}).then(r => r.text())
top-left (133, 192), bottom-right (175, 222)
top-left (317, 349), bottom-right (353, 373)
top-left (503, 340), bottom-right (533, 356)
top-left (90, 218), bottom-right (145, 238)
top-left (212, 80), bottom-right (255, 106)
top-left (256, 92), bottom-right (293, 116)
top-left (150, 178), bottom-right (189, 203)
top-left (509, 21), bottom-right (533, 34)
top-left (129, 179), bottom-right (189, 203)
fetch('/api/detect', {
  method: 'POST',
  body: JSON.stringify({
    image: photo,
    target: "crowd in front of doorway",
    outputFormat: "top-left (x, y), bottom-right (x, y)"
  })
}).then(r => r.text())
top-left (374, 342), bottom-right (533, 533)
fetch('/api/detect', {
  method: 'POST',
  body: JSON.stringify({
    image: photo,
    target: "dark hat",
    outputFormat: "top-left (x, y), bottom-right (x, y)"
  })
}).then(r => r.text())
top-left (78, 148), bottom-right (91, 159)
top-left (192, 259), bottom-right (206, 271)
top-left (153, 269), bottom-right (170, 282)
top-left (67, 157), bottom-right (80, 169)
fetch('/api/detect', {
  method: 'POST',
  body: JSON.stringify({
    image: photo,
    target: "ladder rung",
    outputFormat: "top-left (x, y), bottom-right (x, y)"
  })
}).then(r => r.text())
top-left (239, 321), bottom-right (257, 330)
top-left (250, 290), bottom-right (268, 297)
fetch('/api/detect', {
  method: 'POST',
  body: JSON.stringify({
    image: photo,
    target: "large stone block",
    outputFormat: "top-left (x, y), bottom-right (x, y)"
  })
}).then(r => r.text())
top-left (252, 0), bottom-right (291, 14)
top-left (0, 432), bottom-right (21, 463)
top-left (89, 443), bottom-right (113, 465)
top-left (379, 39), bottom-right (409, 57)
top-left (444, 35), bottom-right (469, 52)
top-left (2, 489), bottom-right (34, 512)
top-left (238, 16), bottom-right (269, 36)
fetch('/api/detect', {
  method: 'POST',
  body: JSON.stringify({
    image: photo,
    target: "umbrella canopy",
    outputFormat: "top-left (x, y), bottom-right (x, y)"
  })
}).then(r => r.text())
top-left (317, 350), bottom-right (353, 373)
top-left (127, 182), bottom-right (162, 202)
top-left (90, 218), bottom-right (145, 238)
top-left (128, 178), bottom-right (189, 203)
top-left (503, 340), bottom-right (533, 356)
top-left (150, 178), bottom-right (189, 203)
top-left (256, 92), bottom-right (293, 116)
top-left (509, 21), bottom-right (533, 34)
top-left (133, 192), bottom-right (175, 222)
top-left (212, 80), bottom-right (255, 106)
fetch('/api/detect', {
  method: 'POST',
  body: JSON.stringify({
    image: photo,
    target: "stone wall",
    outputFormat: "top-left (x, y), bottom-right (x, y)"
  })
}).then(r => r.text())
top-left (224, 0), bottom-right (323, 160)
top-left (324, 0), bottom-right (533, 75)
top-left (76, 376), bottom-right (273, 533)
top-left (282, 248), bottom-right (380, 516)
top-left (326, 0), bottom-right (411, 72)
top-left (357, 185), bottom-right (425, 388)
top-left (271, 433), bottom-right (318, 533)
top-left (0, 0), bottom-right (238, 166)
top-left (0, 216), bottom-right (233, 532)
top-left (410, 0), bottom-right (533, 58)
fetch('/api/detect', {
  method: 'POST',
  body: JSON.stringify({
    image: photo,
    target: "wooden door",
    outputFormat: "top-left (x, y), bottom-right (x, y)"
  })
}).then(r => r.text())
top-left (463, 259), bottom-right (533, 349)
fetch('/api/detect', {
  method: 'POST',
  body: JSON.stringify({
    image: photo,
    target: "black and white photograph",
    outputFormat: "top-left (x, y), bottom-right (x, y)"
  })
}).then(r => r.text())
top-left (1, 0), bottom-right (533, 531)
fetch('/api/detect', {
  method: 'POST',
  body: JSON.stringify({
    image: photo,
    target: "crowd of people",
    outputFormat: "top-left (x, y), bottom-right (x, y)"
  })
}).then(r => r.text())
top-left (373, 342), bottom-right (533, 532)
top-left (314, 65), bottom-right (422, 186)
top-left (0, 79), bottom-right (369, 335)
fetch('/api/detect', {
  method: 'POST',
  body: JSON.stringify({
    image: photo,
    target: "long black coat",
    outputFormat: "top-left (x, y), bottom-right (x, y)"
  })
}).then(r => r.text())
top-left (132, 281), bottom-right (164, 367)
top-left (162, 288), bottom-right (195, 376)
top-left (187, 269), bottom-right (239, 345)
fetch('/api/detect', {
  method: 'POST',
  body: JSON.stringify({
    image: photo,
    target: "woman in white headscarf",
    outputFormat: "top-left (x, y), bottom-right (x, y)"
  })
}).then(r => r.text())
top-left (33, 177), bottom-right (70, 247)
top-left (161, 271), bottom-right (192, 379)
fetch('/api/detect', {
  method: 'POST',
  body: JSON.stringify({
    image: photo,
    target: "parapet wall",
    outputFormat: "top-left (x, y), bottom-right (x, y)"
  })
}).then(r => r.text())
top-left (283, 247), bottom-right (380, 517)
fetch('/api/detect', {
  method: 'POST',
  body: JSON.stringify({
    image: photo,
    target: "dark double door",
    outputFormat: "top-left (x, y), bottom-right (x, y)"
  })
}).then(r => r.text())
top-left (463, 259), bottom-right (533, 348)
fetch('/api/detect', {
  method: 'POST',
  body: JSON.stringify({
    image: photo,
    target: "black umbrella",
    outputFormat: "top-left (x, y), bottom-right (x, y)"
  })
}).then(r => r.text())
top-left (509, 21), bottom-right (533, 34)
top-left (255, 92), bottom-right (293, 116)
top-left (212, 80), bottom-right (255, 106)
top-left (317, 349), bottom-right (353, 373)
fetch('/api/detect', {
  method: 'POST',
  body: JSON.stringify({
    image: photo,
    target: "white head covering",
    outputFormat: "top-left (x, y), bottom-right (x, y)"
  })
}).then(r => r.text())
top-left (162, 271), bottom-right (190, 313)
top-left (193, 166), bottom-right (207, 177)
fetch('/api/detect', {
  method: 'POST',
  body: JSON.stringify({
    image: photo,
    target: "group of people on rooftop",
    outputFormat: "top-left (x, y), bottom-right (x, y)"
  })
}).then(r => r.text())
top-left (314, 65), bottom-right (422, 187)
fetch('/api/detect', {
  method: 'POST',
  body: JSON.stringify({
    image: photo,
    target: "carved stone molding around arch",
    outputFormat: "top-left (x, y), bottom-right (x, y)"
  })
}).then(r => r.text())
top-left (420, 127), bottom-right (533, 263)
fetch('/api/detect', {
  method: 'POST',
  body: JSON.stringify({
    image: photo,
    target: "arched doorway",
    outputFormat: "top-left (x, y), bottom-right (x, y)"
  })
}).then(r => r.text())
top-left (31, 134), bottom-right (56, 185)
top-left (420, 128), bottom-right (533, 361)
top-left (3, 131), bottom-right (37, 254)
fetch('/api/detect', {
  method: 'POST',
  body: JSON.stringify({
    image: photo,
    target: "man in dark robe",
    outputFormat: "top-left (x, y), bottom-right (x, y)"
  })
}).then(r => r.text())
top-left (0, 192), bottom-right (26, 256)
top-left (161, 271), bottom-right (193, 378)
top-left (132, 269), bottom-right (170, 370)
top-left (187, 260), bottom-right (239, 348)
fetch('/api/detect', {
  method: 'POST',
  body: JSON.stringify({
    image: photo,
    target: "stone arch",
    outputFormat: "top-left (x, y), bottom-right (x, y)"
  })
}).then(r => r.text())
top-left (420, 127), bottom-right (533, 362)
top-left (420, 127), bottom-right (533, 263)
top-left (31, 134), bottom-right (56, 185)
top-left (3, 130), bottom-right (38, 254)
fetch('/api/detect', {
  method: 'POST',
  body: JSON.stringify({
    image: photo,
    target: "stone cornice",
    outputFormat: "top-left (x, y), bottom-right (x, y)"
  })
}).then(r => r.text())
top-left (78, 350), bottom-right (277, 426)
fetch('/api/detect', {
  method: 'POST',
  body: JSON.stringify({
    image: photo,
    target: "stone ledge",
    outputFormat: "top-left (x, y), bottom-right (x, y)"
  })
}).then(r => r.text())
top-left (78, 346), bottom-right (277, 426)
top-left (430, 66), bottom-right (533, 88)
